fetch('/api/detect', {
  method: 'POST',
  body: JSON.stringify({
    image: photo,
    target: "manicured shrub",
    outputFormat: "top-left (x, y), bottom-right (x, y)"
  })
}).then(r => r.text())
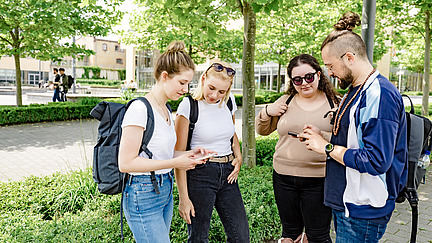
top-left (0, 159), bottom-right (281, 242)
top-left (256, 133), bottom-right (279, 166)
top-left (0, 98), bottom-right (101, 126)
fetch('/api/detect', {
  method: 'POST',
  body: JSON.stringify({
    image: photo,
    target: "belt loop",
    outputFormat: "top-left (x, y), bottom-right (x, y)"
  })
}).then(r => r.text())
top-left (128, 175), bottom-right (134, 186)
top-left (160, 174), bottom-right (164, 186)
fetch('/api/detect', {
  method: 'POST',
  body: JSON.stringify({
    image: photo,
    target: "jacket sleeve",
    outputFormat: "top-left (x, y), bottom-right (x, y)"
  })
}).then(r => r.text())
top-left (343, 89), bottom-right (405, 175)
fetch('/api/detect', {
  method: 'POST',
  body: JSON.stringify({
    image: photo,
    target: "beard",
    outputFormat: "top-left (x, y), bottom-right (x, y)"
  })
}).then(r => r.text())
top-left (337, 66), bottom-right (354, 90)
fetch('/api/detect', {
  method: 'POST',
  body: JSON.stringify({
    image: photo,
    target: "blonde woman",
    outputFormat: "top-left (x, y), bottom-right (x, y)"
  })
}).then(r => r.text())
top-left (175, 62), bottom-right (250, 242)
top-left (118, 41), bottom-right (210, 243)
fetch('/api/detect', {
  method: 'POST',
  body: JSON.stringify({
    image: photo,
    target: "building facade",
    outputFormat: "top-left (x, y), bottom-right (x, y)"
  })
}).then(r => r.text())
top-left (0, 56), bottom-right (50, 85)
top-left (52, 37), bottom-right (126, 81)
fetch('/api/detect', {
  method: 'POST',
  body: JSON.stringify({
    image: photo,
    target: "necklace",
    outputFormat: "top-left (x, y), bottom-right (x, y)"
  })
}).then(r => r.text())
top-left (332, 68), bottom-right (376, 136)
top-left (150, 92), bottom-right (169, 122)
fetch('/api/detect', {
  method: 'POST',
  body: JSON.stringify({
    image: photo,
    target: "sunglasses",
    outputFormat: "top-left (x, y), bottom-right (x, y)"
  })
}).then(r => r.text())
top-left (205, 63), bottom-right (236, 77)
top-left (291, 72), bottom-right (317, 86)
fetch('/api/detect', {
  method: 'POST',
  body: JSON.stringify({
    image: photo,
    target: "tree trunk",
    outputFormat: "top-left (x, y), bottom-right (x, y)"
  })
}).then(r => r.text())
top-left (241, 2), bottom-right (256, 168)
top-left (13, 53), bottom-right (22, 106)
top-left (422, 10), bottom-right (430, 116)
top-left (277, 61), bottom-right (281, 93)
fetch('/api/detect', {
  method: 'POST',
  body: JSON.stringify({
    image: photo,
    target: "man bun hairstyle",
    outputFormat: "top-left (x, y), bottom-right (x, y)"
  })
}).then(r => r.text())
top-left (333, 11), bottom-right (361, 31)
top-left (154, 41), bottom-right (195, 81)
top-left (321, 11), bottom-right (367, 60)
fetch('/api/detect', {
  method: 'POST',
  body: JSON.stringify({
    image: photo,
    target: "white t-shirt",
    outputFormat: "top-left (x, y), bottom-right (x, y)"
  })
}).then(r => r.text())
top-left (176, 93), bottom-right (237, 156)
top-left (121, 100), bottom-right (175, 175)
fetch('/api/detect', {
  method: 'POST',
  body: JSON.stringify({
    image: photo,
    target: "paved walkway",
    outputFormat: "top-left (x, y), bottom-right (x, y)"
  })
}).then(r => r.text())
top-left (0, 96), bottom-right (431, 242)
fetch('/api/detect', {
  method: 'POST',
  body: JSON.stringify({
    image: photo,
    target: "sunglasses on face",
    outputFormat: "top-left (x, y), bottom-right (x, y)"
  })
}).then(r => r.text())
top-left (291, 72), bottom-right (317, 86)
top-left (205, 63), bottom-right (236, 77)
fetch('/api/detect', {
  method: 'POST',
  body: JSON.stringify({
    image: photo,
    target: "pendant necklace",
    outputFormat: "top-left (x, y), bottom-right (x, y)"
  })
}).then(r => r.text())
top-left (151, 92), bottom-right (169, 122)
top-left (332, 68), bottom-right (376, 136)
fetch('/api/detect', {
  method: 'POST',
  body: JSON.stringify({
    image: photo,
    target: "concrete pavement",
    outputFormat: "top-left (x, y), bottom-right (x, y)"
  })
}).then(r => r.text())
top-left (0, 95), bottom-right (431, 242)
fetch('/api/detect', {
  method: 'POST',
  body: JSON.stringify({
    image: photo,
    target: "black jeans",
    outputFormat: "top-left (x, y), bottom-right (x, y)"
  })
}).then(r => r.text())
top-left (187, 161), bottom-right (250, 243)
top-left (61, 90), bottom-right (68, 102)
top-left (273, 170), bottom-right (332, 243)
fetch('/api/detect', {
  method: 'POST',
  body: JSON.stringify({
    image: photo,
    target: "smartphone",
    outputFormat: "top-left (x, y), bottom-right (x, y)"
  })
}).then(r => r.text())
top-left (288, 131), bottom-right (306, 142)
top-left (193, 153), bottom-right (216, 161)
top-left (288, 131), bottom-right (299, 137)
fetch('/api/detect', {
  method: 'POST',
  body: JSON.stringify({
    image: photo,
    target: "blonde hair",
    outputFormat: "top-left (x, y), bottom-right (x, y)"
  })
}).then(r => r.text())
top-left (153, 41), bottom-right (195, 81)
top-left (192, 61), bottom-right (234, 107)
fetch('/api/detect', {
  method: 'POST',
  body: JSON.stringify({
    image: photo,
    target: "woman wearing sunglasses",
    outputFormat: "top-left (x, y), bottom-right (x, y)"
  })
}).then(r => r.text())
top-left (175, 61), bottom-right (250, 242)
top-left (256, 54), bottom-right (340, 243)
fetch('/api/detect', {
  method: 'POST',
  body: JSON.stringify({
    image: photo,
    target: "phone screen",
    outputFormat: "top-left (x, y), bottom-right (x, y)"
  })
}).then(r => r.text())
top-left (193, 153), bottom-right (216, 160)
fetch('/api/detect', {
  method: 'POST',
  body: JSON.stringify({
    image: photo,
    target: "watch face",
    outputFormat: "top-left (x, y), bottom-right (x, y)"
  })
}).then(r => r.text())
top-left (325, 143), bottom-right (334, 151)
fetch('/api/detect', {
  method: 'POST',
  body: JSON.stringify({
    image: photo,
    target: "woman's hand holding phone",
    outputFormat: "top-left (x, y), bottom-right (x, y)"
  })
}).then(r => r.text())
top-left (288, 131), bottom-right (306, 142)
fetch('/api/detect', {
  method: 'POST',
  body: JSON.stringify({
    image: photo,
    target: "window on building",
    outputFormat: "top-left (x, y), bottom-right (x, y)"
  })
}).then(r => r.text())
top-left (116, 58), bottom-right (123, 64)
top-left (115, 45), bottom-right (119, 51)
top-left (102, 43), bottom-right (107, 51)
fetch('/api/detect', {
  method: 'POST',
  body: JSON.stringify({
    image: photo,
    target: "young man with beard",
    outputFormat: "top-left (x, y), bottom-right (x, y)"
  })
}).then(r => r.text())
top-left (300, 12), bottom-right (408, 242)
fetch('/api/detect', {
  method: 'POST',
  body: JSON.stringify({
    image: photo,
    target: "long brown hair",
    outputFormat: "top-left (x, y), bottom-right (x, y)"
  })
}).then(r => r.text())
top-left (286, 54), bottom-right (340, 104)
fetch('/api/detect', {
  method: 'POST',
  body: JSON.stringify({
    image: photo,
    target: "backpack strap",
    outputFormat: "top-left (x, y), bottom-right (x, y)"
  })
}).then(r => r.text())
top-left (287, 93), bottom-right (336, 124)
top-left (227, 96), bottom-right (233, 112)
top-left (326, 94), bottom-right (335, 109)
top-left (186, 95), bottom-right (199, 151)
top-left (134, 97), bottom-right (160, 195)
top-left (285, 94), bottom-right (295, 106)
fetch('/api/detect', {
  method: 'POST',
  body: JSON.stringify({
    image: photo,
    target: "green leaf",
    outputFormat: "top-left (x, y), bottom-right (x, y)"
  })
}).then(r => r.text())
top-left (252, 3), bottom-right (264, 13)
top-left (268, 0), bottom-right (279, 11)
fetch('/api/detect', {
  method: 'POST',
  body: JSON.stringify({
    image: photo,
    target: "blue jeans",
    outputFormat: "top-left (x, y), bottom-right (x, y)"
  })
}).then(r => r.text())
top-left (123, 172), bottom-right (173, 243)
top-left (333, 210), bottom-right (387, 243)
top-left (52, 89), bottom-right (62, 102)
top-left (273, 170), bottom-right (332, 242)
top-left (186, 161), bottom-right (250, 243)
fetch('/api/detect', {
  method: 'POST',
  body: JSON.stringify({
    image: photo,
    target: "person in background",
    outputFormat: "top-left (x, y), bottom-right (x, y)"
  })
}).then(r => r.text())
top-left (59, 68), bottom-right (69, 102)
top-left (256, 54), bottom-right (340, 243)
top-left (52, 68), bottom-right (62, 102)
top-left (301, 11), bottom-right (408, 242)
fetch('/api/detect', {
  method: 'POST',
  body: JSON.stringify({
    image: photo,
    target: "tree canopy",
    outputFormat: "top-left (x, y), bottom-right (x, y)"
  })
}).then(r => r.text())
top-left (120, 0), bottom-right (242, 63)
top-left (0, 0), bottom-right (123, 105)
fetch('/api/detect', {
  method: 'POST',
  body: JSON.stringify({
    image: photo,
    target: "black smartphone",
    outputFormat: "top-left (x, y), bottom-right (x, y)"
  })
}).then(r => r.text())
top-left (288, 131), bottom-right (306, 141)
top-left (288, 131), bottom-right (299, 137)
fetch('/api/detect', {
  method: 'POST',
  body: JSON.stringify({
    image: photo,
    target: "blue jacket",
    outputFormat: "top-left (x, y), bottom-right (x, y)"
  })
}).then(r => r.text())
top-left (325, 71), bottom-right (408, 222)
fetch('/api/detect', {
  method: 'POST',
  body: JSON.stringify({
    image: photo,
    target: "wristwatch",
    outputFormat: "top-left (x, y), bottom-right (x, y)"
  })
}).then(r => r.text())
top-left (325, 143), bottom-right (334, 158)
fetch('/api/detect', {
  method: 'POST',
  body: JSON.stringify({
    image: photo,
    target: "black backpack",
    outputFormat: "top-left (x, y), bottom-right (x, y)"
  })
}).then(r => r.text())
top-left (90, 97), bottom-right (171, 239)
top-left (396, 94), bottom-right (432, 243)
top-left (67, 75), bottom-right (74, 89)
top-left (186, 95), bottom-right (234, 150)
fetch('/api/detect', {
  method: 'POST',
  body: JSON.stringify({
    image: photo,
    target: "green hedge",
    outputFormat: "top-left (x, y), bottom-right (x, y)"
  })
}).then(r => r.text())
top-left (0, 98), bottom-right (101, 126)
top-left (0, 166), bottom-right (280, 242)
top-left (76, 78), bottom-right (121, 87)
top-left (0, 133), bottom-right (282, 242)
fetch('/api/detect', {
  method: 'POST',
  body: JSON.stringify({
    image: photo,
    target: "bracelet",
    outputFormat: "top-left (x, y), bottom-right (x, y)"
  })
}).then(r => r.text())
top-left (265, 105), bottom-right (270, 117)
